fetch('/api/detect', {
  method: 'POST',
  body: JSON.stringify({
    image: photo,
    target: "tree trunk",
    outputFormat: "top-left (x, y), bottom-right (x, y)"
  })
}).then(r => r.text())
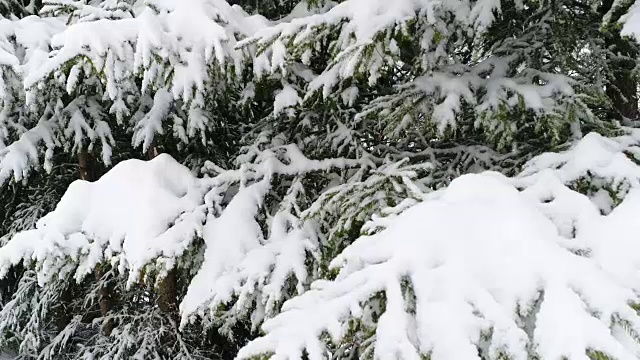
top-left (158, 267), bottom-right (178, 316)
top-left (79, 149), bottom-right (115, 335)
top-left (146, 144), bottom-right (179, 319)
top-left (52, 282), bottom-right (72, 332)
top-left (95, 266), bottom-right (115, 335)
top-left (78, 149), bottom-right (94, 181)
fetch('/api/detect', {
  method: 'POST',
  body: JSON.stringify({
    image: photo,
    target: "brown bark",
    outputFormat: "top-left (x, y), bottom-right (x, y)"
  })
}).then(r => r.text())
top-left (52, 150), bottom-right (111, 333)
top-left (52, 278), bottom-right (72, 332)
top-left (95, 266), bottom-right (115, 335)
top-left (79, 149), bottom-right (115, 335)
top-left (78, 149), bottom-right (93, 181)
top-left (157, 268), bottom-right (178, 316)
top-left (146, 144), bottom-right (179, 319)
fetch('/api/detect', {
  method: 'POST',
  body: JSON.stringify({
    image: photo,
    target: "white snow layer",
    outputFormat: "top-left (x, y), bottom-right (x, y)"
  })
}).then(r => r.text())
top-left (3, 131), bottom-right (640, 359)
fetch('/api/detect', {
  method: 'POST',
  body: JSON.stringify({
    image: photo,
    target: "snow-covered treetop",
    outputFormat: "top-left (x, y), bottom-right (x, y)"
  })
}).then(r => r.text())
top-left (241, 0), bottom-right (590, 141)
top-left (28, 0), bottom-right (272, 101)
top-left (0, 0), bottom-right (637, 184)
top-left (0, 15), bottom-right (65, 184)
top-left (0, 0), bottom-right (276, 186)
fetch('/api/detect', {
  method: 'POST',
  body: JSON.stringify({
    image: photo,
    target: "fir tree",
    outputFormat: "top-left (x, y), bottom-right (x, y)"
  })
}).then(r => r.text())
top-left (0, 0), bottom-right (639, 359)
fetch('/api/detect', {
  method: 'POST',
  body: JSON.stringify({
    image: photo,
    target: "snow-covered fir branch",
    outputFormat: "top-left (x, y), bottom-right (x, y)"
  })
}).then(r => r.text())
top-left (0, 0), bottom-right (637, 359)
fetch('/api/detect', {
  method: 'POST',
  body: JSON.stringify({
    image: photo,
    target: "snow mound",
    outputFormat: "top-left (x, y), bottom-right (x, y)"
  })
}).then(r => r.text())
top-left (0, 154), bottom-right (204, 284)
top-left (238, 172), bottom-right (640, 360)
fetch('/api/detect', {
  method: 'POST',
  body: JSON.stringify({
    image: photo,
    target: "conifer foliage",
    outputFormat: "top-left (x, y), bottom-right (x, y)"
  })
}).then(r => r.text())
top-left (0, 0), bottom-right (639, 359)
